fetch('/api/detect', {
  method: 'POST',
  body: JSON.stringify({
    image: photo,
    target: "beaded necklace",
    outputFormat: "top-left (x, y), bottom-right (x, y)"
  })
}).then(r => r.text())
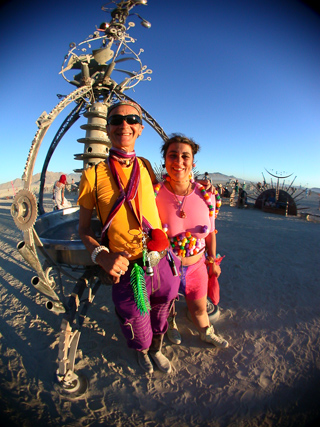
top-left (154, 176), bottom-right (221, 258)
top-left (154, 177), bottom-right (221, 257)
top-left (154, 175), bottom-right (220, 218)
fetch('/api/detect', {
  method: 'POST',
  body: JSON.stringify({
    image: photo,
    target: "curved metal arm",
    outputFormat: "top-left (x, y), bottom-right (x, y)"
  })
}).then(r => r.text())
top-left (38, 101), bottom-right (86, 215)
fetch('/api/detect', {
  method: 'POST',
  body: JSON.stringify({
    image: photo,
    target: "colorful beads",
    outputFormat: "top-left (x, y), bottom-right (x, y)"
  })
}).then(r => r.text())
top-left (154, 183), bottom-right (161, 198)
top-left (170, 232), bottom-right (204, 257)
top-left (195, 183), bottom-right (216, 217)
top-left (162, 174), bottom-right (171, 182)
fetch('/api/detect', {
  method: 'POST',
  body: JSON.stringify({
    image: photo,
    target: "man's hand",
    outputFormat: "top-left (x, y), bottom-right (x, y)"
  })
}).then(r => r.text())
top-left (96, 250), bottom-right (131, 284)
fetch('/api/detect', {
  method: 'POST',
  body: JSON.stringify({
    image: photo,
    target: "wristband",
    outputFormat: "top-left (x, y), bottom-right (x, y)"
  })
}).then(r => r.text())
top-left (91, 246), bottom-right (109, 264)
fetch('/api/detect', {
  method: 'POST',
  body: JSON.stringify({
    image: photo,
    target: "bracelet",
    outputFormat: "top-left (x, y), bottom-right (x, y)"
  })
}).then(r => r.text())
top-left (91, 246), bottom-right (109, 264)
top-left (206, 256), bottom-right (216, 264)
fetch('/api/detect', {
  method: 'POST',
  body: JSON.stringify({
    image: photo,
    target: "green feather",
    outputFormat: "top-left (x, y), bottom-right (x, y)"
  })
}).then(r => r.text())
top-left (130, 263), bottom-right (151, 316)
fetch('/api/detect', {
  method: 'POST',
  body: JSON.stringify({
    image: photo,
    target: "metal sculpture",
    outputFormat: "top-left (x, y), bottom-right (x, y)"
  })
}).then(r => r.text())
top-left (10, 0), bottom-right (167, 395)
top-left (252, 169), bottom-right (306, 216)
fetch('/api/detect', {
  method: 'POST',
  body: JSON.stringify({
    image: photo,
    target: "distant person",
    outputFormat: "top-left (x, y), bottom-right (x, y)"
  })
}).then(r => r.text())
top-left (265, 191), bottom-right (276, 207)
top-left (71, 178), bottom-right (78, 193)
top-left (223, 187), bottom-right (230, 198)
top-left (203, 172), bottom-right (212, 185)
top-left (235, 180), bottom-right (239, 194)
top-left (237, 188), bottom-right (247, 208)
top-left (53, 174), bottom-right (72, 209)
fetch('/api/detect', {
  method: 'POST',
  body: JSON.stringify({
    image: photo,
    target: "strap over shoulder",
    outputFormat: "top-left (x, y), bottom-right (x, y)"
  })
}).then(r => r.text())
top-left (138, 157), bottom-right (157, 184)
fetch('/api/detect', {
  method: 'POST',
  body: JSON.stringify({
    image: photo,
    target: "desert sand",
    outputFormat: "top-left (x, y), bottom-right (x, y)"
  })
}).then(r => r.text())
top-left (0, 191), bottom-right (320, 426)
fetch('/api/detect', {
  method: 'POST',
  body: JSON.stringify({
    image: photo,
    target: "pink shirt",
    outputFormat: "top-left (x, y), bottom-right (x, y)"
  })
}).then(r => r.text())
top-left (155, 183), bottom-right (215, 254)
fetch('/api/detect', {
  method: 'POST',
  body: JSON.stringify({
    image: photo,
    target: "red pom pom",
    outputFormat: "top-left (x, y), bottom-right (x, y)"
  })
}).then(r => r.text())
top-left (147, 228), bottom-right (169, 252)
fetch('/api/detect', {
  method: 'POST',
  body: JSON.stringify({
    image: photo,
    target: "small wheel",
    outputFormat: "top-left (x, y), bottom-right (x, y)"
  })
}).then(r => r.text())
top-left (56, 371), bottom-right (88, 397)
top-left (11, 189), bottom-right (38, 231)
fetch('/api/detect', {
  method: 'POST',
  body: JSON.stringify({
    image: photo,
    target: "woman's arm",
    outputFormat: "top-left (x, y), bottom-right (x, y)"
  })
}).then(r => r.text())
top-left (61, 185), bottom-right (65, 205)
top-left (205, 231), bottom-right (221, 278)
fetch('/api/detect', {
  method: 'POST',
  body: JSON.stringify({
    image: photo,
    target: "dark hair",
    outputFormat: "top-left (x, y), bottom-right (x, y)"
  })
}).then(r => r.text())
top-left (161, 133), bottom-right (200, 160)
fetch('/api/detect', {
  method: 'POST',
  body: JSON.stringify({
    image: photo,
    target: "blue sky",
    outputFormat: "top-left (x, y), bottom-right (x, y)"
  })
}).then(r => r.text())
top-left (1, 0), bottom-right (319, 188)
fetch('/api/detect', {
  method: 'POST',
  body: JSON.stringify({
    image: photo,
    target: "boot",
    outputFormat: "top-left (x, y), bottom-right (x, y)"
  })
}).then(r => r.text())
top-left (167, 314), bottom-right (182, 345)
top-left (149, 334), bottom-right (172, 374)
top-left (137, 349), bottom-right (153, 374)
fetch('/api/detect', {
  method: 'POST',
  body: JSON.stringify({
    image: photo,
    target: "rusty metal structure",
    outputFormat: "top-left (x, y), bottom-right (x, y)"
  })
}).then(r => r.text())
top-left (10, 0), bottom-right (167, 395)
top-left (252, 169), bottom-right (305, 216)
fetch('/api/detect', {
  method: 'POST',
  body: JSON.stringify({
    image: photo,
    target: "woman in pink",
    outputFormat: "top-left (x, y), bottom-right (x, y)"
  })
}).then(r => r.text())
top-left (154, 134), bottom-right (228, 348)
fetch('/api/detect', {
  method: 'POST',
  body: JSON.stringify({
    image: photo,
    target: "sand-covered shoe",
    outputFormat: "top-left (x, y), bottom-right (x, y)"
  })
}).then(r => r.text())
top-left (137, 350), bottom-right (153, 374)
top-left (167, 316), bottom-right (181, 345)
top-left (150, 334), bottom-right (172, 373)
top-left (200, 325), bottom-right (229, 348)
top-left (149, 351), bottom-right (172, 374)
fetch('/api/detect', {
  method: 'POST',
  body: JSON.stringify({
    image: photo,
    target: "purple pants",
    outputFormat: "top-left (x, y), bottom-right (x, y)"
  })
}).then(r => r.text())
top-left (112, 252), bottom-right (180, 351)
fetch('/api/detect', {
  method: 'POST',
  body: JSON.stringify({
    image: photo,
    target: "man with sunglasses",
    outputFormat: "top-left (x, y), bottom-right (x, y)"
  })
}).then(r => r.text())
top-left (78, 101), bottom-right (180, 375)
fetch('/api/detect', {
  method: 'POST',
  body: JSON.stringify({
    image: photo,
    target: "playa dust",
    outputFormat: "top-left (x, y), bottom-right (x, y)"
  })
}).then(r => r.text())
top-left (0, 194), bottom-right (320, 427)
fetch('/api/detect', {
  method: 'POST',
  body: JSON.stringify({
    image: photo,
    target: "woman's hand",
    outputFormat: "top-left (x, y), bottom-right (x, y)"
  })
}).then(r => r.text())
top-left (208, 262), bottom-right (221, 278)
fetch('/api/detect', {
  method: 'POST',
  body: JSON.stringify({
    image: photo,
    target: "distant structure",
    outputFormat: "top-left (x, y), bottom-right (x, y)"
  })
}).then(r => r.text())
top-left (252, 169), bottom-right (305, 216)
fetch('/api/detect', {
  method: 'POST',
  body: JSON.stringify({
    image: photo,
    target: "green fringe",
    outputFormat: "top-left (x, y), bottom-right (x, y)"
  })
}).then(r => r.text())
top-left (130, 263), bottom-right (151, 316)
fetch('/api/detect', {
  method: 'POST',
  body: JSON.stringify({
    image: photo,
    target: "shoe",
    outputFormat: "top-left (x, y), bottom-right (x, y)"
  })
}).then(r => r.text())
top-left (149, 335), bottom-right (172, 373)
top-left (167, 316), bottom-right (182, 345)
top-left (137, 350), bottom-right (153, 374)
top-left (149, 351), bottom-right (172, 374)
top-left (200, 325), bottom-right (229, 348)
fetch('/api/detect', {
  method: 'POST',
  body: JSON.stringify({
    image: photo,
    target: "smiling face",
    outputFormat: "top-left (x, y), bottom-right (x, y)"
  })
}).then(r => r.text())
top-left (165, 142), bottom-right (194, 182)
top-left (106, 104), bottom-right (144, 152)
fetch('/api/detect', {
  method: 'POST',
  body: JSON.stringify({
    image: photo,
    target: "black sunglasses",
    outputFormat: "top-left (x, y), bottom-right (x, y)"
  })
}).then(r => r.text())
top-left (107, 114), bottom-right (142, 126)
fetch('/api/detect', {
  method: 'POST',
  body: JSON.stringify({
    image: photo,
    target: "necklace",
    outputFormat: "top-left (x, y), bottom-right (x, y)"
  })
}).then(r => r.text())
top-left (168, 181), bottom-right (191, 218)
top-left (154, 179), bottom-right (220, 218)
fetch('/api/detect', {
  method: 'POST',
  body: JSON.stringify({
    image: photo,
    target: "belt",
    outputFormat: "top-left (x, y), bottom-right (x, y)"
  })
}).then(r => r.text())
top-left (129, 248), bottom-right (168, 267)
top-left (159, 248), bottom-right (168, 259)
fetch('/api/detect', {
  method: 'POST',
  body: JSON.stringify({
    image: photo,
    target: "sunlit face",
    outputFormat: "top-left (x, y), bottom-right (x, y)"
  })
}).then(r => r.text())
top-left (165, 142), bottom-right (193, 182)
top-left (106, 105), bottom-right (144, 152)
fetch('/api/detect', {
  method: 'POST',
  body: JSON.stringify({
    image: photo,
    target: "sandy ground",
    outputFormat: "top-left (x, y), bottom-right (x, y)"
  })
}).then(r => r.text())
top-left (0, 192), bottom-right (320, 426)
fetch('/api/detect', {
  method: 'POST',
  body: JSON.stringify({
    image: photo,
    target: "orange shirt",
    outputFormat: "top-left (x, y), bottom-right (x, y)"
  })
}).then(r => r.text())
top-left (78, 159), bottom-right (161, 259)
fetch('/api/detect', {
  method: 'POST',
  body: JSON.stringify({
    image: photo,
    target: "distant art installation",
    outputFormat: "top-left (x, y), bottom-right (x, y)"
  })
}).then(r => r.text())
top-left (252, 169), bottom-right (306, 216)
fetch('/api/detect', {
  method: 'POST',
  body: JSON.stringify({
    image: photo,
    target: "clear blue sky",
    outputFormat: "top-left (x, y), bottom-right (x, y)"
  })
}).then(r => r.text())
top-left (1, 0), bottom-right (319, 188)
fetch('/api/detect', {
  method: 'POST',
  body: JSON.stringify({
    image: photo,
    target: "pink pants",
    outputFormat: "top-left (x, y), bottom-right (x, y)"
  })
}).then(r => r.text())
top-left (179, 255), bottom-right (208, 301)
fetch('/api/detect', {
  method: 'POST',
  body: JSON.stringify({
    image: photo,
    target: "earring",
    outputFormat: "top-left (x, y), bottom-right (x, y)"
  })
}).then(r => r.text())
top-left (192, 163), bottom-right (195, 168)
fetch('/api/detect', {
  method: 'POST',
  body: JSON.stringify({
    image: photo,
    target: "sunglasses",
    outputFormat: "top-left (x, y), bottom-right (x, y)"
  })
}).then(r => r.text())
top-left (107, 114), bottom-right (142, 126)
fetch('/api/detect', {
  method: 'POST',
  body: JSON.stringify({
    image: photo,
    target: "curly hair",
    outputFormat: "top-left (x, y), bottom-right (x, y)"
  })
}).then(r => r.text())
top-left (160, 133), bottom-right (200, 160)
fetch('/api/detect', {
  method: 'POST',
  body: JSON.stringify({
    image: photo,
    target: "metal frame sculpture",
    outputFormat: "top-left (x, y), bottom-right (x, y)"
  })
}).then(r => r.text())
top-left (252, 169), bottom-right (306, 216)
top-left (11, 0), bottom-right (167, 395)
